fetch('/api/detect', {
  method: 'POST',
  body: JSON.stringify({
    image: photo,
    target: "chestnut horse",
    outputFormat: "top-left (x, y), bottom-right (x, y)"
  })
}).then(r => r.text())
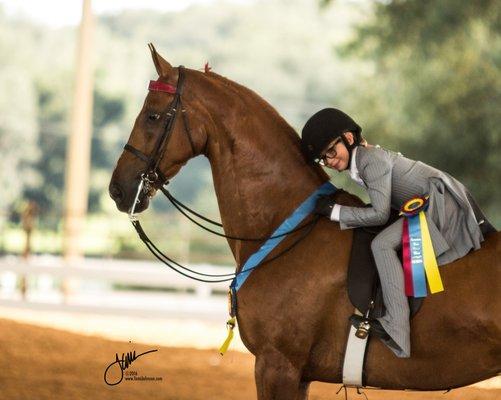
top-left (109, 47), bottom-right (500, 399)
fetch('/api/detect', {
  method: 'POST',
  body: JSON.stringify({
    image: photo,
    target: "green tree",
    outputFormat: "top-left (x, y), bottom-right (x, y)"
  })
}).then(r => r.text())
top-left (325, 0), bottom-right (500, 223)
top-left (0, 10), bottom-right (39, 221)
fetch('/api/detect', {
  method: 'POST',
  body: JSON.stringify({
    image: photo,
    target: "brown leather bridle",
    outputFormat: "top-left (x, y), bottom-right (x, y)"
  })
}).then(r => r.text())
top-left (124, 66), bottom-right (196, 216)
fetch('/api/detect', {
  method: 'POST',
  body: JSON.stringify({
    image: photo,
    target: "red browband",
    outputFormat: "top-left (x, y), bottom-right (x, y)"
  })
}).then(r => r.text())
top-left (148, 80), bottom-right (176, 94)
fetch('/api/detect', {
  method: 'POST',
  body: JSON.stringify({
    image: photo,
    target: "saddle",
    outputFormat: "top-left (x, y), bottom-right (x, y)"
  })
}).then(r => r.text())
top-left (347, 207), bottom-right (423, 319)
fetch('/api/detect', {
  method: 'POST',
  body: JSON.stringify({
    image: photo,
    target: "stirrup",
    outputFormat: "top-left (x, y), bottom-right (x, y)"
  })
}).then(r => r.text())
top-left (350, 314), bottom-right (372, 339)
top-left (352, 300), bottom-right (374, 339)
top-left (355, 319), bottom-right (371, 339)
top-left (350, 314), bottom-right (391, 341)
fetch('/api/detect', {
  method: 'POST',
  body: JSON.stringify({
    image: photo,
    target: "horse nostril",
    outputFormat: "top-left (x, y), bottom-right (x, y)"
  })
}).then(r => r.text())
top-left (109, 184), bottom-right (124, 202)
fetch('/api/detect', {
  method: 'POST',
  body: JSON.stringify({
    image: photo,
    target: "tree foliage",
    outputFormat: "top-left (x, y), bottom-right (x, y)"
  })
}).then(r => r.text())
top-left (0, 0), bottom-right (499, 256)
top-left (0, 0), bottom-right (365, 228)
top-left (327, 0), bottom-right (500, 221)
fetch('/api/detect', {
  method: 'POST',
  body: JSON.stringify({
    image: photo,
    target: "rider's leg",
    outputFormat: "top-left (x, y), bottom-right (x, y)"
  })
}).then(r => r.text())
top-left (371, 217), bottom-right (411, 358)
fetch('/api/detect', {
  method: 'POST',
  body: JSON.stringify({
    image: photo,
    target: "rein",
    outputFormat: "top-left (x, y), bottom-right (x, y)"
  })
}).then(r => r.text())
top-left (124, 65), bottom-right (323, 282)
top-left (131, 212), bottom-right (319, 283)
top-left (161, 187), bottom-right (319, 241)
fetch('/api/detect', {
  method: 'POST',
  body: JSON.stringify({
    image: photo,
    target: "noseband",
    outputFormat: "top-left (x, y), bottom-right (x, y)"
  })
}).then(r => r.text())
top-left (124, 66), bottom-right (196, 216)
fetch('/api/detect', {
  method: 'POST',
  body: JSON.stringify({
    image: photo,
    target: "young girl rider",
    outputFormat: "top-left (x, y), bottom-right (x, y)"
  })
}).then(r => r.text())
top-left (301, 108), bottom-right (495, 358)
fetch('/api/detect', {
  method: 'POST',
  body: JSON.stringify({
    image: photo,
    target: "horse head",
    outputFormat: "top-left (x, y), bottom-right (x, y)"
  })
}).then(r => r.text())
top-left (109, 44), bottom-right (211, 213)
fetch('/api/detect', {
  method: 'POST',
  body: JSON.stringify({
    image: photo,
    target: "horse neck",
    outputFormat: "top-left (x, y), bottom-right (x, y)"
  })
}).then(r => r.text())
top-left (198, 74), bottom-right (328, 265)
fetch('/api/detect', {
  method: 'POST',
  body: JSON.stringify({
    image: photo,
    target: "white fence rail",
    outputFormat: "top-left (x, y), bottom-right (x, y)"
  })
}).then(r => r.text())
top-left (0, 255), bottom-right (233, 320)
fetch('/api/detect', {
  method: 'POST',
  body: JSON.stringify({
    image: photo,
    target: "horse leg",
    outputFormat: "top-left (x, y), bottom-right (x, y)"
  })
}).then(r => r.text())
top-left (255, 350), bottom-right (307, 400)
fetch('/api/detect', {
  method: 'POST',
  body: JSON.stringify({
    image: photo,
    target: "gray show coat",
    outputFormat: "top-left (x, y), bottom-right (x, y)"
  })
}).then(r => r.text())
top-left (338, 145), bottom-right (486, 265)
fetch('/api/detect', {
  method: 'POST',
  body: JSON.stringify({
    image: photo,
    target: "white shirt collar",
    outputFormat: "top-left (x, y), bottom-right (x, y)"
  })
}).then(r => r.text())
top-left (349, 146), bottom-right (365, 186)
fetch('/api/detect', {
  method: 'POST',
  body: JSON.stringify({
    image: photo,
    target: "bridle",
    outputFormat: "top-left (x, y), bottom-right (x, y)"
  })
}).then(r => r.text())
top-left (124, 65), bottom-right (196, 217)
top-left (121, 66), bottom-right (322, 283)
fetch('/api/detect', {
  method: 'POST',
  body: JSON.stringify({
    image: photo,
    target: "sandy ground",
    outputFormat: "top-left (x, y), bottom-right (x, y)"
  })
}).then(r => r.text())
top-left (0, 304), bottom-right (249, 351)
top-left (0, 315), bottom-right (499, 400)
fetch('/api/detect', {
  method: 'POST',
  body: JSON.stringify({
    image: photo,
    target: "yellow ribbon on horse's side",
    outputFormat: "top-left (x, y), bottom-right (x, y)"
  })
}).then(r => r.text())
top-left (419, 211), bottom-right (444, 294)
top-left (219, 317), bottom-right (236, 355)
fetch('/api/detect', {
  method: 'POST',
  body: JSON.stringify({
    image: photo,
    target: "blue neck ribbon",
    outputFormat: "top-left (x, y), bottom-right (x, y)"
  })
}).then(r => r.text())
top-left (231, 181), bottom-right (337, 292)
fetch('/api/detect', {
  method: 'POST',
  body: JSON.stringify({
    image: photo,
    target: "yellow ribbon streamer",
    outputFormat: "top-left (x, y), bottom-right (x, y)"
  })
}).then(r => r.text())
top-left (219, 317), bottom-right (236, 355)
top-left (419, 211), bottom-right (444, 294)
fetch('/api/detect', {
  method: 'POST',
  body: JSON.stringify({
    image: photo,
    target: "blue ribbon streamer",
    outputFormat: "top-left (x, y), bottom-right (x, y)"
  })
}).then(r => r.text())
top-left (408, 214), bottom-right (427, 297)
top-left (231, 181), bottom-right (337, 292)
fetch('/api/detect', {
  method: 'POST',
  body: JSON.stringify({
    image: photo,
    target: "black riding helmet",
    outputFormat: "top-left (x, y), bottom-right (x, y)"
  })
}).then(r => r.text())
top-left (301, 108), bottom-right (363, 168)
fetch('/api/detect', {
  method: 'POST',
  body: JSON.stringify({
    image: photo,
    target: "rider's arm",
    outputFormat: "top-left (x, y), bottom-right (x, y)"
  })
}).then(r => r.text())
top-left (334, 148), bottom-right (392, 229)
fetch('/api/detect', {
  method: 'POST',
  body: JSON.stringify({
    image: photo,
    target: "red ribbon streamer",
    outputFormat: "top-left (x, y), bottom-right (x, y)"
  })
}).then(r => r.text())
top-left (402, 218), bottom-right (414, 296)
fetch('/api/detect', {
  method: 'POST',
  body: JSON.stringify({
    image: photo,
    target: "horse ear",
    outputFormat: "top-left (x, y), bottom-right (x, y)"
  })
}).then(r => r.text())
top-left (148, 43), bottom-right (173, 77)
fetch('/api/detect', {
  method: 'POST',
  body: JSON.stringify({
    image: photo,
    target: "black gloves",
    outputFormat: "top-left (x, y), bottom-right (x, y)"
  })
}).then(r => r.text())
top-left (313, 195), bottom-right (336, 217)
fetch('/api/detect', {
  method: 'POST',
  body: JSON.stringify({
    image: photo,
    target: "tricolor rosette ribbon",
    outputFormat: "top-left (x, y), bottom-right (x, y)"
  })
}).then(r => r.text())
top-left (400, 195), bottom-right (444, 297)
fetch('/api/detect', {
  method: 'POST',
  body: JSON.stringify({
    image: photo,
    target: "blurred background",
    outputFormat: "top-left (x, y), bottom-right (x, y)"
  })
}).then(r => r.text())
top-left (1, 0), bottom-right (499, 262)
top-left (0, 0), bottom-right (499, 398)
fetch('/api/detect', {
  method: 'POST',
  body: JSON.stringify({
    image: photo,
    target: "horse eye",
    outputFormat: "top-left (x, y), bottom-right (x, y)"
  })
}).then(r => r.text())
top-left (148, 113), bottom-right (161, 121)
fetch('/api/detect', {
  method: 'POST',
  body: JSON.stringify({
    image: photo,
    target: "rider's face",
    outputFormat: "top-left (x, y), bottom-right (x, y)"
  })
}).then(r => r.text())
top-left (321, 132), bottom-right (354, 171)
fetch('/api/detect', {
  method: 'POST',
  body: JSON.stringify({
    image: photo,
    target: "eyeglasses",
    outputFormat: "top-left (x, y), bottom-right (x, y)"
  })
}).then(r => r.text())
top-left (318, 139), bottom-right (342, 165)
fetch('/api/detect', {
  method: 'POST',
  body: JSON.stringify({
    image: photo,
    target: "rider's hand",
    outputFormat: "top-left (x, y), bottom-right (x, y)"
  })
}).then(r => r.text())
top-left (313, 195), bottom-right (336, 218)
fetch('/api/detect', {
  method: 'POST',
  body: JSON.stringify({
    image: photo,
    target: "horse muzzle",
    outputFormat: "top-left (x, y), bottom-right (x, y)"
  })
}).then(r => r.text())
top-left (109, 181), bottom-right (151, 214)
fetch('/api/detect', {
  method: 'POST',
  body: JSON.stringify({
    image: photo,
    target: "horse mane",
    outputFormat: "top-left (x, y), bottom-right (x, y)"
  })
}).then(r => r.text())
top-left (189, 66), bottom-right (364, 208)
top-left (200, 69), bottom-right (296, 134)
top-left (203, 70), bottom-right (244, 97)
